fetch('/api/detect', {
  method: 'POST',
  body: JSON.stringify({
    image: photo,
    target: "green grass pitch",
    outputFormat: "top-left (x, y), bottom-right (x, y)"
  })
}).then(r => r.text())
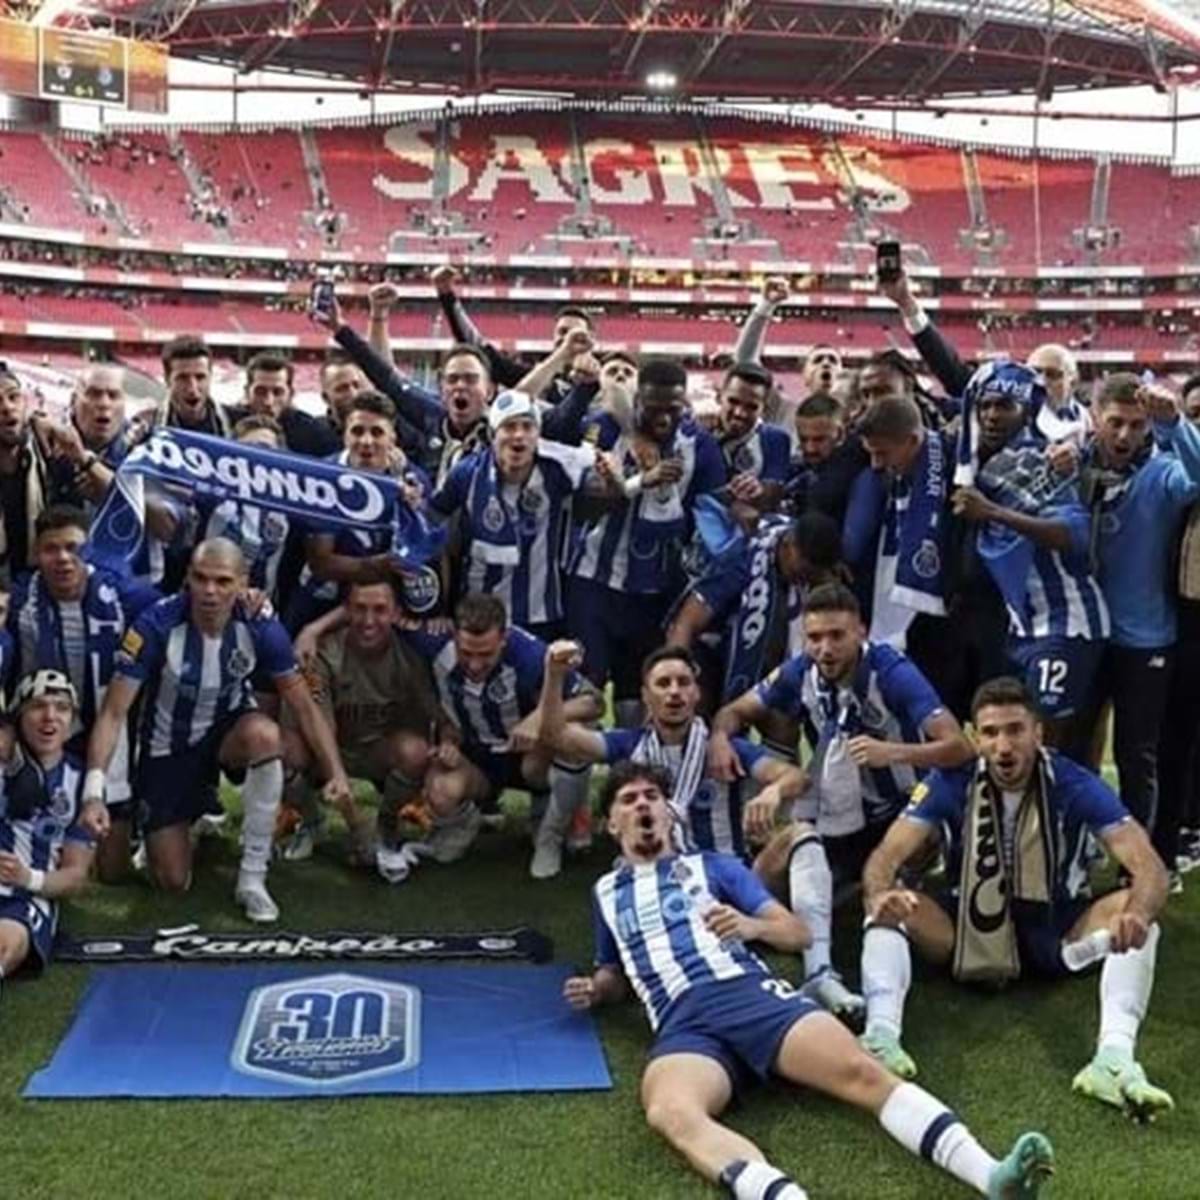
top-left (3, 794), bottom-right (1198, 1200)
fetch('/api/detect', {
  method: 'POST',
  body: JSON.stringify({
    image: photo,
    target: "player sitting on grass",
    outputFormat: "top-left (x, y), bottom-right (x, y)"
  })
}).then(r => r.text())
top-left (859, 676), bottom-right (1173, 1121)
top-left (564, 760), bottom-right (1055, 1200)
top-left (279, 580), bottom-right (441, 866)
top-left (0, 671), bottom-right (98, 991)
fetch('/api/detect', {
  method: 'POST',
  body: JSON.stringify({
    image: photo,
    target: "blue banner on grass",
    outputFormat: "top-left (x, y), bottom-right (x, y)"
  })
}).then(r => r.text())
top-left (25, 964), bottom-right (611, 1098)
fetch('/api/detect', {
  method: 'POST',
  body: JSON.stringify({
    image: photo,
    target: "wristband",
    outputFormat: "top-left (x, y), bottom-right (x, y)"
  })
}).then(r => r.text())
top-left (623, 473), bottom-right (644, 499)
top-left (27, 868), bottom-right (45, 895)
top-left (83, 767), bottom-right (107, 804)
top-left (901, 306), bottom-right (930, 336)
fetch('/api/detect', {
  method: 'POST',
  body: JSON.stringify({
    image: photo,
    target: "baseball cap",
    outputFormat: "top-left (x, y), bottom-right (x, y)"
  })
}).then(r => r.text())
top-left (15, 669), bottom-right (78, 711)
top-left (487, 390), bottom-right (541, 434)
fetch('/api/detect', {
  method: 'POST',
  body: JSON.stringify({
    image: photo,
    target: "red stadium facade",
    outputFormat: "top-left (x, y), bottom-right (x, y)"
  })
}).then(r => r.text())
top-left (1, 104), bottom-right (1199, 387)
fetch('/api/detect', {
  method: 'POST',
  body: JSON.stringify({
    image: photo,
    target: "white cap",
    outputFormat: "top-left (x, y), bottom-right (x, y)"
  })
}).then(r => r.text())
top-left (487, 389), bottom-right (541, 434)
top-left (15, 668), bottom-right (78, 711)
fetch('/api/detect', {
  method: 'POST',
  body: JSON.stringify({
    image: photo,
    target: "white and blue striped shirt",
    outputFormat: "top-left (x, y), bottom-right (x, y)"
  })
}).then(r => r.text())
top-left (403, 625), bottom-right (582, 756)
top-left (592, 853), bottom-right (774, 1031)
top-left (1009, 502), bottom-right (1110, 642)
top-left (115, 595), bottom-right (298, 757)
top-left (570, 414), bottom-right (728, 595)
top-left (432, 442), bottom-right (594, 627)
top-left (0, 754), bottom-right (90, 930)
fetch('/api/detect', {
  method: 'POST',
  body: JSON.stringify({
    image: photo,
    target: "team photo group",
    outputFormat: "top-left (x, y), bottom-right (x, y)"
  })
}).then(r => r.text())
top-left (1, 256), bottom-right (1194, 1198)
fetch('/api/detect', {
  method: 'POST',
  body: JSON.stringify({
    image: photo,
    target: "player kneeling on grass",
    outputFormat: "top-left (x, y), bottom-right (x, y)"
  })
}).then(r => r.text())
top-left (564, 761), bottom-right (1054, 1200)
top-left (279, 581), bottom-right (441, 865)
top-left (84, 538), bottom-right (352, 924)
top-left (859, 676), bottom-right (1173, 1121)
top-left (0, 671), bottom-right (98, 991)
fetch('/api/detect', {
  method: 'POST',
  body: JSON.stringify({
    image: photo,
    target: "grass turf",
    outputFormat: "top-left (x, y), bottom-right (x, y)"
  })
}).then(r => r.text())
top-left (3, 796), bottom-right (1199, 1200)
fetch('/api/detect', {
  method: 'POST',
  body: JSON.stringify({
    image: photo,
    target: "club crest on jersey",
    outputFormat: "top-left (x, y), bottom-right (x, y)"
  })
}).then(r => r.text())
top-left (232, 972), bottom-right (420, 1087)
top-left (263, 512), bottom-right (289, 543)
top-left (732, 444), bottom-right (756, 473)
top-left (486, 675), bottom-right (514, 704)
top-left (227, 648), bottom-right (254, 678)
top-left (399, 566), bottom-right (441, 615)
top-left (482, 496), bottom-right (506, 534)
top-left (911, 539), bottom-right (941, 580)
top-left (518, 487), bottom-right (544, 514)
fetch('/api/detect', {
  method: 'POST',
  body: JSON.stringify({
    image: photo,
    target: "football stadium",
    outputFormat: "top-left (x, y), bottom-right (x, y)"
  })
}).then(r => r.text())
top-left (1, 1), bottom-right (1200, 1198)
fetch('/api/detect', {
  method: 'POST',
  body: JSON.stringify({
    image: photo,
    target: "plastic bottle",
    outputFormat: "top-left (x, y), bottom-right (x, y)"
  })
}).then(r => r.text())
top-left (1060, 928), bottom-right (1113, 972)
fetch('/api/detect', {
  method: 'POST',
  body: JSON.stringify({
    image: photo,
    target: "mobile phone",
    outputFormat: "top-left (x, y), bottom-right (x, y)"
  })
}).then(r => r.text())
top-left (308, 277), bottom-right (336, 322)
top-left (876, 240), bottom-right (902, 284)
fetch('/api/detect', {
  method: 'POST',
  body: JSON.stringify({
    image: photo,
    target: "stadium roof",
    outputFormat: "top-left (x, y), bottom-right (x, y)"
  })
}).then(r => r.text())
top-left (33, 0), bottom-right (1200, 102)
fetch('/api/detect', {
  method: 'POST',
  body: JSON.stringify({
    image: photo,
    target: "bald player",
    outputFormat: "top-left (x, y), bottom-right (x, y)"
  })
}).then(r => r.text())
top-left (84, 538), bottom-right (351, 923)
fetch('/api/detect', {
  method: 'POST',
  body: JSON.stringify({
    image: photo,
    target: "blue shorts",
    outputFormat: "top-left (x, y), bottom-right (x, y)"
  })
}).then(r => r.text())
top-left (0, 893), bottom-right (56, 974)
top-left (936, 891), bottom-right (1091, 979)
top-left (136, 711), bottom-right (249, 834)
top-left (649, 975), bottom-right (821, 1085)
top-left (1009, 637), bottom-right (1103, 720)
top-left (566, 577), bottom-right (668, 701)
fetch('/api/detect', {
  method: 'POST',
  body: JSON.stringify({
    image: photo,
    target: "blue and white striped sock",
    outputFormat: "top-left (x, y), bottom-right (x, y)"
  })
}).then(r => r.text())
top-left (878, 1083), bottom-right (996, 1194)
top-left (720, 1159), bottom-right (808, 1200)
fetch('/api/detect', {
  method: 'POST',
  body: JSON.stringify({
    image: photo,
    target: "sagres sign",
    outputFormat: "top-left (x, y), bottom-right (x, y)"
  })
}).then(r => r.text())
top-left (232, 972), bottom-right (421, 1087)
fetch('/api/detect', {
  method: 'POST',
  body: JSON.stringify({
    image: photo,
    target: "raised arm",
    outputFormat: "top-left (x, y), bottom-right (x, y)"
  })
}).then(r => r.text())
top-left (538, 641), bottom-right (607, 760)
top-left (432, 265), bottom-right (525, 388)
top-left (516, 328), bottom-right (594, 401)
top-left (878, 269), bottom-right (973, 397)
top-left (734, 276), bottom-right (788, 365)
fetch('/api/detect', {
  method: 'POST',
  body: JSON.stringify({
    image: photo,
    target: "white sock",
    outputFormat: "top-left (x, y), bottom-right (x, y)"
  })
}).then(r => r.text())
top-left (546, 762), bottom-right (591, 833)
top-left (720, 1159), bottom-right (807, 1200)
top-left (614, 698), bottom-right (643, 728)
top-left (861, 923), bottom-right (911, 1040)
top-left (788, 835), bottom-right (833, 979)
top-left (1098, 922), bottom-right (1160, 1060)
top-left (239, 756), bottom-right (283, 875)
top-left (879, 1083), bottom-right (997, 1196)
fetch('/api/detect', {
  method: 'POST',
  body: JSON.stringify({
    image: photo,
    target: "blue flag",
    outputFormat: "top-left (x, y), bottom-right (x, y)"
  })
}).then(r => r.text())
top-left (85, 428), bottom-right (444, 576)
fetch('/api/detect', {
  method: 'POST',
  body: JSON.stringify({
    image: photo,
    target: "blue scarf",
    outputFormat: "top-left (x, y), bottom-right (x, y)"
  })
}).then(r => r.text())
top-left (85, 428), bottom-right (444, 577)
top-left (26, 567), bottom-right (124, 729)
top-left (974, 436), bottom-right (1077, 617)
top-left (892, 429), bottom-right (950, 616)
top-left (955, 360), bottom-right (1046, 487)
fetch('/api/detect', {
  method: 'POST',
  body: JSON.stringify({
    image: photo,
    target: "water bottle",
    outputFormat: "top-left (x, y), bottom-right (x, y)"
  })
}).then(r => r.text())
top-left (1060, 928), bottom-right (1112, 972)
top-left (684, 878), bottom-right (742, 951)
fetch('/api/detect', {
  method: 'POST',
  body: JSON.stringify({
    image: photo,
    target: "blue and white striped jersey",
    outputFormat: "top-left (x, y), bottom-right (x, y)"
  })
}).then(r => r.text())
top-left (720, 422), bottom-right (791, 485)
top-left (592, 852), bottom-right (774, 1031)
top-left (431, 442), bottom-right (594, 626)
top-left (1007, 503), bottom-right (1110, 642)
top-left (0, 753), bottom-right (91, 929)
top-left (570, 414), bottom-right (727, 595)
top-left (757, 642), bottom-right (945, 828)
top-left (600, 728), bottom-right (767, 861)
top-left (115, 594), bottom-right (297, 757)
top-left (10, 566), bottom-right (159, 729)
top-left (402, 625), bottom-right (582, 755)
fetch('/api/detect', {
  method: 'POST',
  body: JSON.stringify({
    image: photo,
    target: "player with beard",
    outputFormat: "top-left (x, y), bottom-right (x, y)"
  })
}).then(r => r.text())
top-left (564, 760), bottom-right (1054, 1200)
top-left (785, 391), bottom-right (867, 524)
top-left (85, 538), bottom-right (352, 922)
top-left (8, 506), bottom-right (160, 881)
top-left (230, 352), bottom-right (340, 458)
top-left (713, 363), bottom-right (790, 518)
top-left (317, 289), bottom-right (494, 485)
top-left (710, 584), bottom-right (973, 1019)
top-left (33, 363), bottom-right (139, 512)
top-left (859, 678), bottom-right (1172, 1122)
top-left (0, 363), bottom-right (49, 585)
top-left (396, 592), bottom-right (604, 881)
top-left (539, 643), bottom-right (804, 868)
top-left (0, 671), bottom-right (99, 990)
top-left (430, 264), bottom-right (594, 395)
top-left (151, 336), bottom-right (235, 438)
top-left (568, 357), bottom-right (727, 728)
top-left (1070, 374), bottom-right (1200, 837)
top-left (285, 392), bottom-right (429, 633)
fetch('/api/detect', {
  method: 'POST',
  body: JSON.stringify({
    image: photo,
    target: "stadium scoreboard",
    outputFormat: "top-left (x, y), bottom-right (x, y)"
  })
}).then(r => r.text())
top-left (0, 17), bottom-right (167, 113)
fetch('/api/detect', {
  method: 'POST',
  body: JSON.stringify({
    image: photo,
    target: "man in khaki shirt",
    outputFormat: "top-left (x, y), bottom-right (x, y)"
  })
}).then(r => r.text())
top-left (281, 580), bottom-right (440, 863)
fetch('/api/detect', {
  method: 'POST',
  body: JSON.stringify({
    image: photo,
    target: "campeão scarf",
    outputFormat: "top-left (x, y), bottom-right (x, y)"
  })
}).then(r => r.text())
top-left (953, 751), bottom-right (1057, 985)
